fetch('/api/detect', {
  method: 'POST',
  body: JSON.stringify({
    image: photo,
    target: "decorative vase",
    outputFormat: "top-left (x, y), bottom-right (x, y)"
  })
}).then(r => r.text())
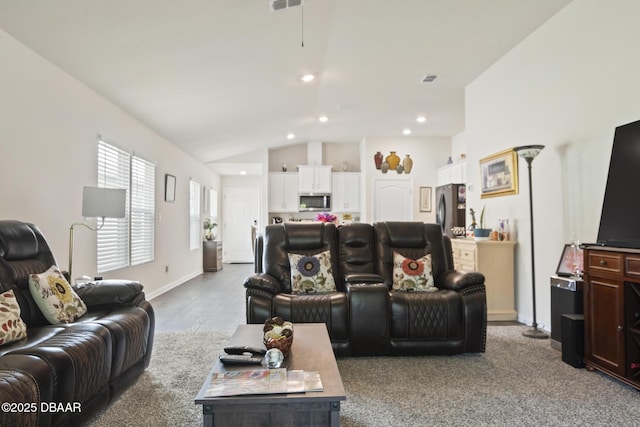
top-left (402, 155), bottom-right (413, 173)
top-left (380, 161), bottom-right (390, 173)
top-left (385, 151), bottom-right (400, 170)
top-left (374, 152), bottom-right (383, 169)
top-left (396, 164), bottom-right (404, 174)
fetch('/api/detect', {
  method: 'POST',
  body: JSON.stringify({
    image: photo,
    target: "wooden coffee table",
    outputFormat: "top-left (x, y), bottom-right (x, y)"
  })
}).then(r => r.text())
top-left (194, 323), bottom-right (346, 426)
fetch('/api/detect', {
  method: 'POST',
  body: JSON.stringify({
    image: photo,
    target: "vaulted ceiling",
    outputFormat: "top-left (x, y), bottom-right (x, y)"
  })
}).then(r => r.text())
top-left (0, 0), bottom-right (571, 165)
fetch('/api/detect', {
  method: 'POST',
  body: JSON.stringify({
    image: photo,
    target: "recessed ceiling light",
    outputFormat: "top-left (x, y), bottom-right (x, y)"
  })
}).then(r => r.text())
top-left (403, 129), bottom-right (412, 135)
top-left (319, 116), bottom-right (328, 123)
top-left (287, 133), bottom-right (295, 140)
top-left (240, 170), bottom-right (247, 175)
top-left (416, 116), bottom-right (427, 123)
top-left (301, 74), bottom-right (315, 82)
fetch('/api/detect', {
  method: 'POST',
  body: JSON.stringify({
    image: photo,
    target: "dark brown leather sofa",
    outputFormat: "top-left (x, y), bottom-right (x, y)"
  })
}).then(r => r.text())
top-left (244, 221), bottom-right (486, 356)
top-left (0, 220), bottom-right (154, 427)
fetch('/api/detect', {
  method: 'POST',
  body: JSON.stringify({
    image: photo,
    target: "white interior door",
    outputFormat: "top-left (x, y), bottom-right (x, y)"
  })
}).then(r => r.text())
top-left (222, 186), bottom-right (260, 263)
top-left (374, 178), bottom-right (413, 222)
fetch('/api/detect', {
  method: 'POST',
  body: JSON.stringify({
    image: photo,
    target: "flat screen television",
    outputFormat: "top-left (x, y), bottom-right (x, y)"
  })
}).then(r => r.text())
top-left (597, 118), bottom-right (640, 248)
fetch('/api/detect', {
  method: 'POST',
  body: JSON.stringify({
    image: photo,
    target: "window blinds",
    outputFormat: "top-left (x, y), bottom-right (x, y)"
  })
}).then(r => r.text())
top-left (97, 140), bottom-right (130, 273)
top-left (131, 156), bottom-right (155, 265)
top-left (97, 139), bottom-right (156, 273)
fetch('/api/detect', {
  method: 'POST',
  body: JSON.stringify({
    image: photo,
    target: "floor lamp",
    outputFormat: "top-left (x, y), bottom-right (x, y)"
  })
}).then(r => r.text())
top-left (514, 145), bottom-right (548, 339)
top-left (68, 186), bottom-right (126, 282)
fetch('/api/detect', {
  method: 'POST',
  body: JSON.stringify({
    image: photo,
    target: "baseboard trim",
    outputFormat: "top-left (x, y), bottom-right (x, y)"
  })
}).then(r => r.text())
top-left (488, 310), bottom-right (517, 321)
top-left (147, 271), bottom-right (201, 300)
top-left (517, 314), bottom-right (550, 334)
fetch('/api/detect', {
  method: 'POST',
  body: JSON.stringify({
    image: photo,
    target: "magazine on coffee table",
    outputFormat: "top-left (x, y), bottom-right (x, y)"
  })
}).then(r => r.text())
top-left (204, 369), bottom-right (323, 397)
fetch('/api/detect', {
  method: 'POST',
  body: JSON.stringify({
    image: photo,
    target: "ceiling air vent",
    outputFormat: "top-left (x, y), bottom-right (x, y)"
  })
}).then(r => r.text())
top-left (421, 74), bottom-right (439, 83)
top-left (271, 0), bottom-right (303, 12)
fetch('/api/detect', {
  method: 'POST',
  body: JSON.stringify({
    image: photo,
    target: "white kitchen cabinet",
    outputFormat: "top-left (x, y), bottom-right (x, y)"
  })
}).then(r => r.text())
top-left (437, 161), bottom-right (466, 185)
top-left (332, 172), bottom-right (360, 212)
top-left (269, 172), bottom-right (299, 212)
top-left (298, 165), bottom-right (332, 193)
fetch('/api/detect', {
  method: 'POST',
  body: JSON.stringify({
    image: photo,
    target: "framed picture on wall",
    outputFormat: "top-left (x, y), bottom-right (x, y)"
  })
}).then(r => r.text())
top-left (419, 187), bottom-right (432, 212)
top-left (479, 148), bottom-right (519, 198)
top-left (164, 174), bottom-right (176, 202)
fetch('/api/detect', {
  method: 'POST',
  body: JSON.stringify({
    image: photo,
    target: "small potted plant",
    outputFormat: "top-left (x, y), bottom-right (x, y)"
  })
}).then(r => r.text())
top-left (203, 218), bottom-right (217, 241)
top-left (473, 206), bottom-right (491, 240)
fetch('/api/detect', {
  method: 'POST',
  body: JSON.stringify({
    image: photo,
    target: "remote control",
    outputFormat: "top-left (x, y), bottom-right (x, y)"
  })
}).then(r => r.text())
top-left (223, 346), bottom-right (266, 356)
top-left (219, 354), bottom-right (264, 365)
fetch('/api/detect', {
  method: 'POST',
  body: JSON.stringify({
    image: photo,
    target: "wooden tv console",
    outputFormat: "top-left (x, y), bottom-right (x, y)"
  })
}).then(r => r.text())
top-left (583, 246), bottom-right (640, 390)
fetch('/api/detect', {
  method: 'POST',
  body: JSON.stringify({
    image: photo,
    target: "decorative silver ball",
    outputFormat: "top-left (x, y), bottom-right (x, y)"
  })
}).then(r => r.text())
top-left (265, 348), bottom-right (284, 368)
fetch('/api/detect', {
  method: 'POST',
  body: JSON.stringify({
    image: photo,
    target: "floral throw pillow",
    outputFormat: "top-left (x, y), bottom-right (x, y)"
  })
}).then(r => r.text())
top-left (392, 252), bottom-right (436, 292)
top-left (0, 289), bottom-right (27, 345)
top-left (29, 266), bottom-right (87, 324)
top-left (288, 250), bottom-right (337, 294)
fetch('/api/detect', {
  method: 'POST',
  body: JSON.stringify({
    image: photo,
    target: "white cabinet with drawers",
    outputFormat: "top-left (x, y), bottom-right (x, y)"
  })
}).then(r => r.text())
top-left (450, 239), bottom-right (517, 321)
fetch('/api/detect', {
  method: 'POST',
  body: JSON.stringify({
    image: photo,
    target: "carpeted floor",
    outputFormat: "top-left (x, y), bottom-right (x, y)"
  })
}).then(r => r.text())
top-left (87, 325), bottom-right (639, 426)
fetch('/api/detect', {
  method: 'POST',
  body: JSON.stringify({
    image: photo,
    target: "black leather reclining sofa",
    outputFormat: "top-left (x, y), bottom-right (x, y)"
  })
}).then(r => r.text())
top-left (244, 221), bottom-right (486, 357)
top-left (0, 220), bottom-right (154, 426)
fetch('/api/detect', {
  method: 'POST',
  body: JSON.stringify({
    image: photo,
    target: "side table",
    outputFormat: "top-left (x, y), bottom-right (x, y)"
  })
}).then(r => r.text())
top-left (203, 240), bottom-right (222, 272)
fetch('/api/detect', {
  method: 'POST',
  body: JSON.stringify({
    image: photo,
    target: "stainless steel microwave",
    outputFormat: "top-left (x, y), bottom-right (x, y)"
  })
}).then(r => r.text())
top-left (299, 194), bottom-right (331, 212)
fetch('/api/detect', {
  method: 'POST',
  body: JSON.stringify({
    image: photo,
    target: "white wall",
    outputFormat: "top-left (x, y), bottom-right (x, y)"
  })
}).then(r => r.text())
top-left (0, 29), bottom-right (220, 298)
top-left (462, 0), bottom-right (640, 329)
top-left (268, 142), bottom-right (361, 173)
top-left (362, 136), bottom-right (451, 223)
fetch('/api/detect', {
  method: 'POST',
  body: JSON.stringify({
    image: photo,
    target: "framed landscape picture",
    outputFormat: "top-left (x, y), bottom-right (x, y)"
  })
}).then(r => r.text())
top-left (419, 187), bottom-right (432, 212)
top-left (480, 148), bottom-right (519, 198)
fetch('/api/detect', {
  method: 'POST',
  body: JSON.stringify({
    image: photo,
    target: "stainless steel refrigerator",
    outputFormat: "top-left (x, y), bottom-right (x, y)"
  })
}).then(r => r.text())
top-left (435, 184), bottom-right (466, 237)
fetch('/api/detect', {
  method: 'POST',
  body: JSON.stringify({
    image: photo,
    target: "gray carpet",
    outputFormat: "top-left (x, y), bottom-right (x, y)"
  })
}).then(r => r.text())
top-left (87, 326), bottom-right (639, 426)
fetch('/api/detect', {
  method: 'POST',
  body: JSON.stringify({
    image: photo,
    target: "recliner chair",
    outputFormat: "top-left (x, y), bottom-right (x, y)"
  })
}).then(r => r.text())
top-left (244, 222), bottom-right (351, 355)
top-left (374, 222), bottom-right (486, 354)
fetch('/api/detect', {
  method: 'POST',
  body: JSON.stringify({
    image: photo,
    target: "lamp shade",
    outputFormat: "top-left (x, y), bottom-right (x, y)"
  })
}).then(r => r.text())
top-left (82, 187), bottom-right (126, 218)
top-left (514, 145), bottom-right (545, 161)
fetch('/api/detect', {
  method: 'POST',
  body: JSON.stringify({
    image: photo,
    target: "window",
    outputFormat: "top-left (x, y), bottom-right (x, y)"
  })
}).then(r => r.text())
top-left (97, 139), bottom-right (155, 273)
top-left (131, 156), bottom-right (155, 265)
top-left (189, 179), bottom-right (201, 250)
top-left (97, 141), bottom-right (130, 272)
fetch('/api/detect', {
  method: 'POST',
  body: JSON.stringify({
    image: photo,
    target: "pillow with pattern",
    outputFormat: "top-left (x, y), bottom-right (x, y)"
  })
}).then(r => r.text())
top-left (392, 251), bottom-right (436, 292)
top-left (29, 266), bottom-right (87, 324)
top-left (0, 289), bottom-right (27, 345)
top-left (288, 250), bottom-right (337, 293)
